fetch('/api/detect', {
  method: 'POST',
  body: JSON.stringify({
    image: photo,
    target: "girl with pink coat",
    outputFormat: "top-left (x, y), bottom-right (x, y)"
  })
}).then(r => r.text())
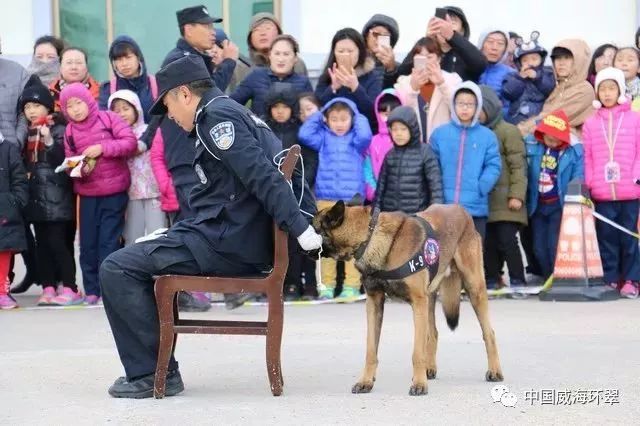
top-left (582, 67), bottom-right (640, 298)
top-left (60, 82), bottom-right (137, 304)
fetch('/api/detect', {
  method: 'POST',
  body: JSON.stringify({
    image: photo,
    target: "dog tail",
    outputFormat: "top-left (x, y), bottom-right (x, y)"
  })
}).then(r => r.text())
top-left (440, 267), bottom-right (461, 331)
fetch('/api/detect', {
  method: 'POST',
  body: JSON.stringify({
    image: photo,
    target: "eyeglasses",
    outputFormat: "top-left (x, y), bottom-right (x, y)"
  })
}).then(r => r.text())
top-left (455, 102), bottom-right (477, 109)
top-left (369, 30), bottom-right (390, 39)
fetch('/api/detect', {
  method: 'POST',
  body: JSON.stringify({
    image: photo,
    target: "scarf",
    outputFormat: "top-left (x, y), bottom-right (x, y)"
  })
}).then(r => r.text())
top-left (25, 115), bottom-right (55, 163)
top-left (27, 58), bottom-right (61, 87)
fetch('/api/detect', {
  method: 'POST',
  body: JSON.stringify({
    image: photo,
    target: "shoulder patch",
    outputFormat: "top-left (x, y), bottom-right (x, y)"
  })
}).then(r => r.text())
top-left (209, 121), bottom-right (235, 150)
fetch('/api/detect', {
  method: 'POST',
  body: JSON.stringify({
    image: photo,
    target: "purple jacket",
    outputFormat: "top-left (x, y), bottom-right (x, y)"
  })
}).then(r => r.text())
top-left (60, 83), bottom-right (137, 197)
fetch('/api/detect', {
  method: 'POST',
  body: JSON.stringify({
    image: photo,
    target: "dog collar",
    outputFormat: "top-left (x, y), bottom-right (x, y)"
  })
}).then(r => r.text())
top-left (369, 216), bottom-right (440, 281)
top-left (353, 207), bottom-right (380, 261)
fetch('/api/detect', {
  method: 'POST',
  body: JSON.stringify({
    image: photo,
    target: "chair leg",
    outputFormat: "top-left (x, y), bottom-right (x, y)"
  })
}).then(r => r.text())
top-left (154, 286), bottom-right (177, 399)
top-left (265, 291), bottom-right (284, 396)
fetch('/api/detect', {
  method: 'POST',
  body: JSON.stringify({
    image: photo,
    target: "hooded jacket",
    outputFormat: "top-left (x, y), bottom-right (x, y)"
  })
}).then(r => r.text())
top-left (0, 134), bottom-right (29, 251)
top-left (99, 36), bottom-right (157, 123)
top-left (264, 86), bottom-right (318, 188)
top-left (477, 30), bottom-right (515, 110)
top-left (479, 85), bottom-right (527, 225)
top-left (298, 97), bottom-right (372, 200)
top-left (230, 67), bottom-right (313, 117)
top-left (108, 89), bottom-right (161, 201)
top-left (61, 83), bottom-right (137, 197)
top-left (519, 39), bottom-right (595, 135)
top-left (503, 64), bottom-right (556, 125)
top-left (363, 88), bottom-right (404, 200)
top-left (439, 6), bottom-right (487, 83)
top-left (315, 56), bottom-right (383, 131)
top-left (582, 101), bottom-right (640, 202)
top-left (430, 81), bottom-right (502, 217)
top-left (374, 106), bottom-right (443, 213)
top-left (0, 58), bottom-right (29, 147)
top-left (362, 14), bottom-right (401, 88)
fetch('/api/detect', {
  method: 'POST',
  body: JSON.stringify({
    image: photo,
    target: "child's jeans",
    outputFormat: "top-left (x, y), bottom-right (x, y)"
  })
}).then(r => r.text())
top-left (531, 201), bottom-right (563, 278)
top-left (0, 251), bottom-right (12, 293)
top-left (79, 192), bottom-right (128, 297)
top-left (594, 199), bottom-right (640, 283)
top-left (317, 200), bottom-right (360, 289)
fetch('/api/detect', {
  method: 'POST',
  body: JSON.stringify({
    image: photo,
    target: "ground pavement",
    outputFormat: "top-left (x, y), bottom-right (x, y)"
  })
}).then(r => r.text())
top-left (2, 290), bottom-right (639, 425)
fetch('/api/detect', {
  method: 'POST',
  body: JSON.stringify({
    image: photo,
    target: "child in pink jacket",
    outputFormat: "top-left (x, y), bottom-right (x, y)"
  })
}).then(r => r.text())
top-left (582, 67), bottom-right (640, 298)
top-left (363, 89), bottom-right (403, 201)
top-left (150, 134), bottom-right (179, 223)
top-left (60, 82), bottom-right (137, 304)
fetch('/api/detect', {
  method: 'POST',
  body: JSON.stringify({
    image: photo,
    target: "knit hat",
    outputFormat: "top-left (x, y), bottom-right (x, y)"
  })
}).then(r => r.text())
top-left (362, 14), bottom-right (400, 47)
top-left (59, 82), bottom-right (99, 125)
top-left (592, 67), bottom-right (628, 108)
top-left (514, 31), bottom-right (547, 67)
top-left (534, 110), bottom-right (571, 146)
top-left (19, 75), bottom-right (54, 112)
top-left (247, 13), bottom-right (283, 50)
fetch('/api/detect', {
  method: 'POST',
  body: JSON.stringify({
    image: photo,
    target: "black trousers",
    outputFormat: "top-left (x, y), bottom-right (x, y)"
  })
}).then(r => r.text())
top-left (484, 221), bottom-right (526, 283)
top-left (520, 224), bottom-right (542, 276)
top-left (472, 216), bottom-right (487, 241)
top-left (33, 221), bottom-right (77, 289)
top-left (100, 235), bottom-right (258, 379)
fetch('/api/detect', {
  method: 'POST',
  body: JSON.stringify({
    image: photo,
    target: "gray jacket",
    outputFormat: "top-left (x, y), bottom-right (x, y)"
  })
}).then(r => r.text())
top-left (0, 58), bottom-right (29, 146)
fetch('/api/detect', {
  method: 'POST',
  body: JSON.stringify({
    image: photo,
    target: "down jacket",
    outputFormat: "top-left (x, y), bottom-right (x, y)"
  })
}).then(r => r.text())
top-left (0, 135), bottom-right (29, 251)
top-left (60, 83), bottom-right (137, 197)
top-left (430, 81), bottom-right (502, 217)
top-left (582, 101), bottom-right (640, 202)
top-left (374, 106), bottom-right (443, 213)
top-left (298, 97), bottom-right (372, 200)
top-left (24, 121), bottom-right (75, 222)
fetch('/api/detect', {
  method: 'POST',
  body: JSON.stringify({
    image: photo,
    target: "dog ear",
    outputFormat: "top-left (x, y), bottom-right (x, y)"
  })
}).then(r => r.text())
top-left (324, 200), bottom-right (345, 228)
top-left (347, 193), bottom-right (364, 206)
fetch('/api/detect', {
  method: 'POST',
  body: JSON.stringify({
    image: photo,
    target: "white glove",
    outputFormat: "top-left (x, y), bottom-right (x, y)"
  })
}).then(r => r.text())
top-left (297, 225), bottom-right (323, 251)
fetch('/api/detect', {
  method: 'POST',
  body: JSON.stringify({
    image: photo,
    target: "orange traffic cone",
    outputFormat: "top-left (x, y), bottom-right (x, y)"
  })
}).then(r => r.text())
top-left (539, 180), bottom-right (619, 301)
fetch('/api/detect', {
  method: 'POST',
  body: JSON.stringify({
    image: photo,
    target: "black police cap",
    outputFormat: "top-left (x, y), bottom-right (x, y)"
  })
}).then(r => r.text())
top-left (149, 55), bottom-right (213, 116)
top-left (177, 5), bottom-right (222, 27)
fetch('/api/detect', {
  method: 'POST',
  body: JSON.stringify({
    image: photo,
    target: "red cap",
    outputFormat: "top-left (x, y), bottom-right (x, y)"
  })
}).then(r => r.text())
top-left (534, 110), bottom-right (571, 147)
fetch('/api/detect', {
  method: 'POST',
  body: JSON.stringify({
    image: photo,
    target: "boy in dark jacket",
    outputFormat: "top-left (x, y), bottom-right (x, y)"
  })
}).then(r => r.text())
top-left (502, 32), bottom-right (556, 125)
top-left (0, 131), bottom-right (28, 309)
top-left (374, 106), bottom-right (443, 213)
top-left (478, 86), bottom-right (528, 289)
top-left (264, 85), bottom-right (318, 300)
top-left (19, 79), bottom-right (78, 306)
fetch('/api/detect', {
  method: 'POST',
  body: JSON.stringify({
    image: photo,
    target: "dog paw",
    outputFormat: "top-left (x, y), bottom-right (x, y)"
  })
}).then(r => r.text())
top-left (485, 370), bottom-right (504, 382)
top-left (426, 368), bottom-right (437, 380)
top-left (409, 383), bottom-right (428, 396)
top-left (352, 381), bottom-right (374, 394)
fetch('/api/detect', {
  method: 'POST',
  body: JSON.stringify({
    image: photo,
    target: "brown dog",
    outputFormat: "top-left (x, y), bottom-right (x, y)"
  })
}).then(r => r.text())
top-left (313, 202), bottom-right (503, 396)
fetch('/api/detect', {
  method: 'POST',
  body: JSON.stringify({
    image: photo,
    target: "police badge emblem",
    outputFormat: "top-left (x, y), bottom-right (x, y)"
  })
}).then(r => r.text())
top-left (210, 121), bottom-right (235, 150)
top-left (195, 163), bottom-right (208, 184)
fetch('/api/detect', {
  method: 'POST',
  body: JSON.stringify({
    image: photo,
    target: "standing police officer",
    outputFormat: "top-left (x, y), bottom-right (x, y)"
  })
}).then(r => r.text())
top-left (100, 55), bottom-right (323, 399)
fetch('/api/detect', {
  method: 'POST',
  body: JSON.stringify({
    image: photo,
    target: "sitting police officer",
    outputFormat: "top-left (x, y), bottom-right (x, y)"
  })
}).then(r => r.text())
top-left (100, 55), bottom-right (323, 399)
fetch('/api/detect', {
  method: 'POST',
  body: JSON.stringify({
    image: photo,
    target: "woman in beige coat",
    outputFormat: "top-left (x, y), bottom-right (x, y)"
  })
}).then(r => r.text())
top-left (394, 37), bottom-right (462, 142)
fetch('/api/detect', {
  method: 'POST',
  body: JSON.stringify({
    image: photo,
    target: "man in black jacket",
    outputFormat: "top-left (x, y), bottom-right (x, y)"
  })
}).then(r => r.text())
top-left (100, 55), bottom-right (322, 398)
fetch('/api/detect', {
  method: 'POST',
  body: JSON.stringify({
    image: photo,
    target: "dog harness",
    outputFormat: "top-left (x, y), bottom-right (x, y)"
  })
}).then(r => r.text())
top-left (355, 209), bottom-right (441, 281)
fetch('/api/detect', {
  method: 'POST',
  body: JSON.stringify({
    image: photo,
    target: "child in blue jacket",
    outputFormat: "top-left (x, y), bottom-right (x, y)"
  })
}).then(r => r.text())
top-left (298, 97), bottom-right (372, 299)
top-left (430, 81), bottom-right (502, 240)
top-left (526, 110), bottom-right (584, 280)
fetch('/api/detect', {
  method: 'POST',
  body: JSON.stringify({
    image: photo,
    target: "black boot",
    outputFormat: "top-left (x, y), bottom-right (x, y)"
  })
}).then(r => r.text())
top-left (108, 369), bottom-right (184, 399)
top-left (10, 272), bottom-right (37, 294)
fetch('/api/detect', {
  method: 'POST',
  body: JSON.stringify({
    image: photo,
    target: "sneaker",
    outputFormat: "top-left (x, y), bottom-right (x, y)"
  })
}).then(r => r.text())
top-left (190, 291), bottom-right (211, 304)
top-left (51, 287), bottom-right (84, 306)
top-left (620, 281), bottom-right (639, 299)
top-left (178, 291), bottom-right (211, 312)
top-left (283, 284), bottom-right (300, 302)
top-left (318, 286), bottom-right (335, 300)
top-left (108, 369), bottom-right (184, 399)
top-left (606, 282), bottom-right (620, 291)
top-left (85, 295), bottom-right (100, 305)
top-left (0, 294), bottom-right (19, 310)
top-left (224, 293), bottom-right (256, 310)
top-left (37, 287), bottom-right (58, 306)
top-left (337, 286), bottom-right (360, 299)
top-left (485, 279), bottom-right (498, 290)
top-left (509, 278), bottom-right (527, 288)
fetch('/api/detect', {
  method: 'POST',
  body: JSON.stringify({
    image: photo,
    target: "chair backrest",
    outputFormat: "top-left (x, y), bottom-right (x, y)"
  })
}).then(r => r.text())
top-left (271, 145), bottom-right (301, 278)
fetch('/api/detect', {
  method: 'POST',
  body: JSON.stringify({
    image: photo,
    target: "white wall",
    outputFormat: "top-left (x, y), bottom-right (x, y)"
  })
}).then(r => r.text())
top-left (283, 0), bottom-right (638, 71)
top-left (0, 0), bottom-right (53, 66)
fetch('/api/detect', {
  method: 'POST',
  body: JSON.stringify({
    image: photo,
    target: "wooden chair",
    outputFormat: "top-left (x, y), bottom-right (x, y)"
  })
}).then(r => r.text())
top-left (153, 145), bottom-right (301, 399)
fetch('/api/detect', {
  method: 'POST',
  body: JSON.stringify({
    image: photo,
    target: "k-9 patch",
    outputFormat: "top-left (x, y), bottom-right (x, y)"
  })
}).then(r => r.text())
top-left (210, 121), bottom-right (235, 150)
